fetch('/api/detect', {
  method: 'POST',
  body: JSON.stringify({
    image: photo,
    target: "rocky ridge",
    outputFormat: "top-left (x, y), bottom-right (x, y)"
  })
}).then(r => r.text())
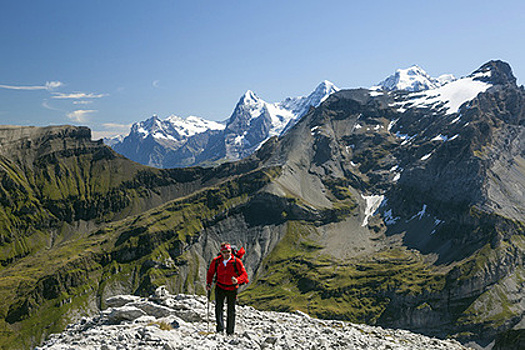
top-left (37, 286), bottom-right (470, 350)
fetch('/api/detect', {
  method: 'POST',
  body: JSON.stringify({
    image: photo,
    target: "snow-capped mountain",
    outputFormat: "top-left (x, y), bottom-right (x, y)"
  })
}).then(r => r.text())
top-left (390, 68), bottom-right (493, 115)
top-left (278, 80), bottom-right (339, 134)
top-left (221, 80), bottom-right (340, 160)
top-left (130, 114), bottom-right (224, 143)
top-left (372, 65), bottom-right (456, 92)
top-left (111, 81), bottom-right (339, 168)
top-left (111, 115), bottom-right (225, 168)
top-left (102, 134), bottom-right (125, 147)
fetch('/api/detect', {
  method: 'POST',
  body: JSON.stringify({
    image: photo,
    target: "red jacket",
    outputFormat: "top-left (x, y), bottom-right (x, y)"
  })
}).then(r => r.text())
top-left (206, 255), bottom-right (249, 291)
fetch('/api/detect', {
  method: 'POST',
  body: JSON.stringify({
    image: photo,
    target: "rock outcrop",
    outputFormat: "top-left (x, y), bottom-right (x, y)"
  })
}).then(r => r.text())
top-left (37, 286), bottom-right (470, 350)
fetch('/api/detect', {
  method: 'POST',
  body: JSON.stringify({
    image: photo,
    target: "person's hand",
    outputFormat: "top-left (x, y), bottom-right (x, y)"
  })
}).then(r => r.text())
top-left (206, 284), bottom-right (211, 291)
top-left (231, 276), bottom-right (238, 284)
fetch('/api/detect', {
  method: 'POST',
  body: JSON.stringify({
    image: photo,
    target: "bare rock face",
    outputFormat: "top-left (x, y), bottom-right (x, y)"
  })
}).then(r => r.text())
top-left (0, 125), bottom-right (104, 167)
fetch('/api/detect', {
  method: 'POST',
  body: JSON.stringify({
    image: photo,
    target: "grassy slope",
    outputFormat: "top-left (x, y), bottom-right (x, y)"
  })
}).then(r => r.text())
top-left (0, 167), bottom-right (279, 350)
top-left (242, 217), bottom-right (524, 342)
top-left (242, 220), bottom-right (446, 323)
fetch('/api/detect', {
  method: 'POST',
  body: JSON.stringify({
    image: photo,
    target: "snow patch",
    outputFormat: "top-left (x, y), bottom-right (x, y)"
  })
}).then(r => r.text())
top-left (310, 126), bottom-right (320, 135)
top-left (450, 115), bottom-right (462, 124)
top-left (431, 134), bottom-right (449, 142)
top-left (361, 194), bottom-right (385, 227)
top-left (397, 77), bottom-right (492, 115)
top-left (388, 119), bottom-right (399, 131)
top-left (384, 209), bottom-right (400, 225)
top-left (373, 65), bottom-right (443, 92)
top-left (409, 204), bottom-right (427, 221)
top-left (420, 153), bottom-right (432, 161)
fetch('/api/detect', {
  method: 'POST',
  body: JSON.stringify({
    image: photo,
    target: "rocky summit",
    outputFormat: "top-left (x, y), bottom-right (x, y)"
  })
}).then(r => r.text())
top-left (37, 287), bottom-right (470, 350)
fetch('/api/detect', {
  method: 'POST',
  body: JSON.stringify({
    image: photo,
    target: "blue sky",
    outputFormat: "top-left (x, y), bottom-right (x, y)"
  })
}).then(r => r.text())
top-left (1, 0), bottom-right (524, 139)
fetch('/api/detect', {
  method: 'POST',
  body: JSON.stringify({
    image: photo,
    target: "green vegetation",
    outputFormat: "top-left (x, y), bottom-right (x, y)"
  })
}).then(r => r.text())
top-left (0, 165), bottom-right (280, 349)
top-left (242, 221), bottom-right (446, 323)
top-left (454, 236), bottom-right (525, 331)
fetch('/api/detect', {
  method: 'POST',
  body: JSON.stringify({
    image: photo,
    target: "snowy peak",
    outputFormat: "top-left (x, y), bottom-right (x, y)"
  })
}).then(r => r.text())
top-left (277, 80), bottom-right (340, 134)
top-left (391, 61), bottom-right (518, 116)
top-left (239, 90), bottom-right (261, 105)
top-left (130, 114), bottom-right (224, 141)
top-left (228, 81), bottom-right (340, 135)
top-left (308, 80), bottom-right (340, 105)
top-left (102, 134), bottom-right (124, 147)
top-left (131, 115), bottom-right (163, 138)
top-left (235, 90), bottom-right (265, 114)
top-left (313, 80), bottom-right (339, 97)
top-left (165, 115), bottom-right (224, 138)
top-left (374, 65), bottom-right (455, 92)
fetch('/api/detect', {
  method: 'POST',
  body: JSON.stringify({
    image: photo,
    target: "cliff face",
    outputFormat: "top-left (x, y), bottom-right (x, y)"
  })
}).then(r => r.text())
top-left (0, 125), bottom-right (217, 266)
top-left (242, 60), bottom-right (525, 347)
top-left (0, 61), bottom-right (524, 349)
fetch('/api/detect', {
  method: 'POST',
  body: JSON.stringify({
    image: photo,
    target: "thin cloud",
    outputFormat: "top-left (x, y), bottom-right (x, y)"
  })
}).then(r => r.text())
top-left (73, 100), bottom-right (93, 105)
top-left (45, 81), bottom-right (63, 90)
top-left (102, 123), bottom-right (132, 130)
top-left (66, 110), bottom-right (97, 123)
top-left (52, 92), bottom-right (107, 99)
top-left (0, 81), bottom-right (63, 91)
top-left (42, 100), bottom-right (64, 111)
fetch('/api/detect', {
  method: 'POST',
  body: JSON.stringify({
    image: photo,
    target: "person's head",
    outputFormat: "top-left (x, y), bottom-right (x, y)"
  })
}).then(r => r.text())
top-left (220, 242), bottom-right (232, 259)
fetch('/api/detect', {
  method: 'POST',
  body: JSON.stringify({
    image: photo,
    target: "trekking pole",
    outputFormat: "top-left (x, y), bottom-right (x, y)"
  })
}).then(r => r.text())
top-left (206, 288), bottom-right (210, 333)
top-left (199, 287), bottom-right (214, 336)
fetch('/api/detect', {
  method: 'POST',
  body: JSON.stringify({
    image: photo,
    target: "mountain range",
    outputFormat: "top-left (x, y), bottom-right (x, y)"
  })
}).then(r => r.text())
top-left (110, 80), bottom-right (339, 168)
top-left (0, 60), bottom-right (523, 350)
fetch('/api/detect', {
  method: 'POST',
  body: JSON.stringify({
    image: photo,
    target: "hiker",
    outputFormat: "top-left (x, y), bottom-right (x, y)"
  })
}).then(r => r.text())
top-left (206, 242), bottom-right (249, 335)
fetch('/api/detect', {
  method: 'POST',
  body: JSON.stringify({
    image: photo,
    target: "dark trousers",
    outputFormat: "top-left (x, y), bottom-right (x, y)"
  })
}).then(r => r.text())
top-left (215, 286), bottom-right (237, 334)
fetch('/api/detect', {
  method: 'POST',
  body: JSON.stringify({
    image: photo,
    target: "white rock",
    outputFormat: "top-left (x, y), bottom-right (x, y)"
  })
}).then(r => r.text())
top-left (37, 293), bottom-right (472, 350)
top-left (132, 301), bottom-right (175, 318)
top-left (107, 305), bottom-right (147, 323)
top-left (105, 295), bottom-right (142, 308)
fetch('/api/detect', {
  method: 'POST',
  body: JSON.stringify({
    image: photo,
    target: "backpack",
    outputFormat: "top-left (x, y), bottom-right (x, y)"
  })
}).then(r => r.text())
top-left (214, 245), bottom-right (246, 285)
